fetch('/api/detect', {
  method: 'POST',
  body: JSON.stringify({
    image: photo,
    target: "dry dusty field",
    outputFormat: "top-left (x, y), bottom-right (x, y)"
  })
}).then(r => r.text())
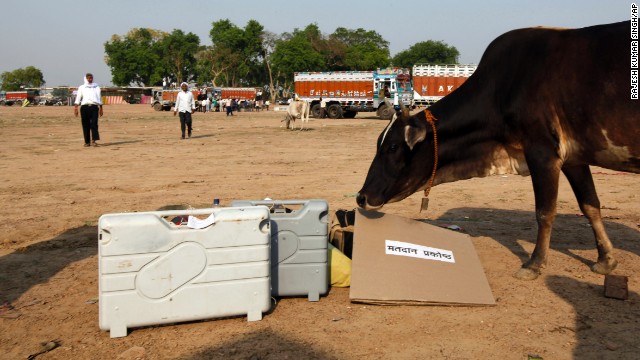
top-left (0, 104), bottom-right (639, 359)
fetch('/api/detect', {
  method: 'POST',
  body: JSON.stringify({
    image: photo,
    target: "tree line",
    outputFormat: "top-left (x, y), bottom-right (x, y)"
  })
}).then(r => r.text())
top-left (103, 19), bottom-right (459, 100)
top-left (1, 19), bottom-right (460, 100)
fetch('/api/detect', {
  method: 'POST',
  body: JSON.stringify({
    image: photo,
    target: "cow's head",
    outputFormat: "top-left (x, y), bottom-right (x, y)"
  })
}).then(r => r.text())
top-left (356, 109), bottom-right (435, 210)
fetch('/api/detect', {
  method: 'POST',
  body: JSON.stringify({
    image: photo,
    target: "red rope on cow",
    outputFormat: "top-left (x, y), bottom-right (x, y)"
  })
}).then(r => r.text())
top-left (423, 109), bottom-right (438, 198)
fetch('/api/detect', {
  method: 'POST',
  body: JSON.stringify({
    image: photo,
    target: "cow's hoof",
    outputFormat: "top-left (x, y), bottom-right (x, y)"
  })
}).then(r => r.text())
top-left (514, 267), bottom-right (540, 280)
top-left (592, 258), bottom-right (618, 275)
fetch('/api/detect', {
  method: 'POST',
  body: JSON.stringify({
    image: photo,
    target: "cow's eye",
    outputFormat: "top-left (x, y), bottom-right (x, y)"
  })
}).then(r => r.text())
top-left (388, 144), bottom-right (398, 152)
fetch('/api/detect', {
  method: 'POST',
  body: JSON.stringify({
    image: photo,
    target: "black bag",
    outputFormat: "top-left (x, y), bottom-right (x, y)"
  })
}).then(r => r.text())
top-left (329, 209), bottom-right (356, 258)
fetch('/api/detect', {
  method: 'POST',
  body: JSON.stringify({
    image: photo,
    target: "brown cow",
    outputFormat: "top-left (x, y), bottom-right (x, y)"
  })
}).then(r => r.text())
top-left (357, 21), bottom-right (640, 280)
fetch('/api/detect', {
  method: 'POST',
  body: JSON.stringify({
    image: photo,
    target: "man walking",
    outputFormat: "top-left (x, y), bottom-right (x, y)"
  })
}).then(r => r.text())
top-left (173, 82), bottom-right (195, 139)
top-left (74, 73), bottom-right (103, 147)
top-left (319, 96), bottom-right (327, 119)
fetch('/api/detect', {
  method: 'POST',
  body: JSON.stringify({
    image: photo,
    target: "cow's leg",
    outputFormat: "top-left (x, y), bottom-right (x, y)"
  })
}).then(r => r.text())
top-left (288, 114), bottom-right (294, 129)
top-left (515, 151), bottom-right (562, 280)
top-left (300, 101), bottom-right (309, 130)
top-left (562, 165), bottom-right (617, 274)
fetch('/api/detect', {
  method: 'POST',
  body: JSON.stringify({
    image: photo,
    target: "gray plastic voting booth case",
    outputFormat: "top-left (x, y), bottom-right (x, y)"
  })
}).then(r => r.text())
top-left (230, 199), bottom-right (329, 301)
top-left (98, 207), bottom-right (272, 338)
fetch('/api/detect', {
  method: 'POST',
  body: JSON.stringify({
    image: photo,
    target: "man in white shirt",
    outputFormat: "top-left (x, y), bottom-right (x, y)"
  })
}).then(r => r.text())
top-left (173, 82), bottom-right (196, 139)
top-left (319, 96), bottom-right (327, 119)
top-left (201, 97), bottom-right (209, 113)
top-left (73, 73), bottom-right (103, 147)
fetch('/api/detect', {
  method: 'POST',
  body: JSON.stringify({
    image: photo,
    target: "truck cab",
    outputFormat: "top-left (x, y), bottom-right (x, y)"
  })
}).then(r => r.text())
top-left (373, 68), bottom-right (413, 119)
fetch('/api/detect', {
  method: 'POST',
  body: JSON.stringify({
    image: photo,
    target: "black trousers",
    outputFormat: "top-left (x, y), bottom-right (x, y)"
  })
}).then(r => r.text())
top-left (179, 111), bottom-right (193, 137)
top-left (80, 105), bottom-right (100, 144)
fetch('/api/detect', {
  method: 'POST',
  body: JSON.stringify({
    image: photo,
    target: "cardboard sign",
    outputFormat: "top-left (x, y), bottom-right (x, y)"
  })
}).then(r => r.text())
top-left (350, 209), bottom-right (495, 306)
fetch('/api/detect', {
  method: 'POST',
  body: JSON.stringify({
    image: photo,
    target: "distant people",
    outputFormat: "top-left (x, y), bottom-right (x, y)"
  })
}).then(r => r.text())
top-left (319, 96), bottom-right (327, 119)
top-left (173, 82), bottom-right (195, 139)
top-left (162, 78), bottom-right (167, 90)
top-left (73, 73), bottom-right (103, 147)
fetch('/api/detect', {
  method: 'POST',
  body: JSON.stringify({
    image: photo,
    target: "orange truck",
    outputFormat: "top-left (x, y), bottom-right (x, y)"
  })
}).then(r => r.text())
top-left (412, 64), bottom-right (477, 107)
top-left (294, 68), bottom-right (413, 119)
top-left (214, 87), bottom-right (257, 101)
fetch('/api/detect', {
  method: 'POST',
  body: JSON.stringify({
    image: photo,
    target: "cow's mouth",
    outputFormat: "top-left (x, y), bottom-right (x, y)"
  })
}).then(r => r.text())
top-left (356, 193), bottom-right (384, 210)
top-left (362, 203), bottom-right (384, 211)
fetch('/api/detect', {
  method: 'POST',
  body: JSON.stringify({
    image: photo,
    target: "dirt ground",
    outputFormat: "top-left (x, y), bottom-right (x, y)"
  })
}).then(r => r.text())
top-left (0, 104), bottom-right (638, 359)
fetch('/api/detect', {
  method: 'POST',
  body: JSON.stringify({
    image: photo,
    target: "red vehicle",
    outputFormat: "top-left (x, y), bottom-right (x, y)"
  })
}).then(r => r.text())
top-left (412, 64), bottom-right (477, 107)
top-left (2, 90), bottom-right (38, 106)
top-left (213, 87), bottom-right (257, 101)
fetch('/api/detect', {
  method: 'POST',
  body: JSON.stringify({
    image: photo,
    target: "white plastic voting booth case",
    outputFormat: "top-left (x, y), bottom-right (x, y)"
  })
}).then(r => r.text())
top-left (230, 199), bottom-right (329, 301)
top-left (98, 207), bottom-right (272, 338)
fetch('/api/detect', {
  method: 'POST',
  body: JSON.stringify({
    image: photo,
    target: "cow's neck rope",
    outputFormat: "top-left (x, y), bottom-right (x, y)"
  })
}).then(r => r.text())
top-left (423, 109), bottom-right (438, 198)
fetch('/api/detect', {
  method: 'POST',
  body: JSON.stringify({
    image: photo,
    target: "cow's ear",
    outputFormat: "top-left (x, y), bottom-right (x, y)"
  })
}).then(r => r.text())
top-left (404, 118), bottom-right (427, 150)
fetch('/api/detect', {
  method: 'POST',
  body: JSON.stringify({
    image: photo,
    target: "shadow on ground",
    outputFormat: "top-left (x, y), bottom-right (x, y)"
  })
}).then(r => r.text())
top-left (179, 328), bottom-right (337, 360)
top-left (0, 225), bottom-right (97, 305)
top-left (546, 275), bottom-right (640, 358)
top-left (99, 140), bottom-right (143, 147)
top-left (424, 207), bottom-right (640, 268)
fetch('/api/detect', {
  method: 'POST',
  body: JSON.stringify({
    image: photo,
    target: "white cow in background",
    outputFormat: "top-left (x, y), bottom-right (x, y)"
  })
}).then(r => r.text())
top-left (282, 100), bottom-right (310, 130)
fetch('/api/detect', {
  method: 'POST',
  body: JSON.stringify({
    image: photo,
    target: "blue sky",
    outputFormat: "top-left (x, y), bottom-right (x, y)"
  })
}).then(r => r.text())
top-left (1, 0), bottom-right (630, 87)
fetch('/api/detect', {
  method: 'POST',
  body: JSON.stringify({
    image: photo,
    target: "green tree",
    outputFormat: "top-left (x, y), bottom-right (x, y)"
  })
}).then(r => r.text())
top-left (158, 29), bottom-right (200, 84)
top-left (205, 19), bottom-right (266, 87)
top-left (242, 20), bottom-right (268, 87)
top-left (392, 40), bottom-right (460, 68)
top-left (269, 24), bottom-right (394, 95)
top-left (330, 27), bottom-right (390, 70)
top-left (0, 66), bottom-right (45, 91)
top-left (104, 28), bottom-right (167, 86)
top-left (271, 29), bottom-right (325, 73)
top-left (270, 25), bottom-right (326, 97)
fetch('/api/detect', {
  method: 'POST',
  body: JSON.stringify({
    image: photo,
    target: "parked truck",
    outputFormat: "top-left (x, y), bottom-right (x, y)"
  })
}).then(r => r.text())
top-left (1, 90), bottom-right (38, 106)
top-left (412, 64), bottom-right (477, 107)
top-left (150, 89), bottom-right (199, 111)
top-left (294, 68), bottom-right (413, 119)
top-left (212, 87), bottom-right (257, 101)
